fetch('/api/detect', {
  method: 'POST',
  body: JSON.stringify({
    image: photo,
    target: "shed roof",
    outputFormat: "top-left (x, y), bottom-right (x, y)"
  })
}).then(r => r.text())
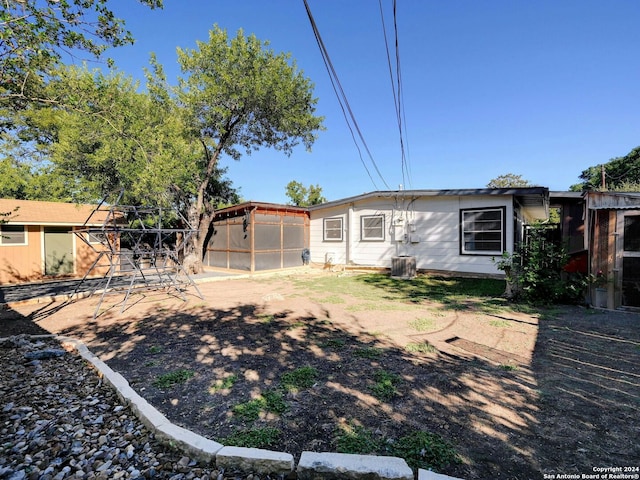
top-left (586, 191), bottom-right (640, 210)
top-left (213, 201), bottom-right (309, 219)
top-left (0, 199), bottom-right (109, 226)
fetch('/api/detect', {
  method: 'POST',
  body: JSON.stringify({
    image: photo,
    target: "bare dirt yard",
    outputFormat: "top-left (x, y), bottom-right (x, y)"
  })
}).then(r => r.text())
top-left (2, 270), bottom-right (639, 479)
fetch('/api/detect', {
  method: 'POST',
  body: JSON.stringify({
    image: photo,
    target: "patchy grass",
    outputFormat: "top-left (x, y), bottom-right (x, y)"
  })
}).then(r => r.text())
top-left (318, 294), bottom-right (346, 304)
top-left (391, 430), bottom-right (460, 470)
top-left (209, 374), bottom-right (238, 394)
top-left (320, 337), bottom-right (347, 350)
top-left (500, 363), bottom-right (519, 371)
top-left (232, 389), bottom-right (287, 421)
top-left (280, 366), bottom-right (318, 392)
top-left (405, 342), bottom-right (438, 354)
top-left (153, 369), bottom-right (194, 389)
top-left (257, 313), bottom-right (276, 324)
top-left (222, 427), bottom-right (281, 449)
top-left (408, 317), bottom-right (438, 332)
top-left (370, 369), bottom-right (401, 400)
top-left (353, 346), bottom-right (384, 359)
top-left (335, 422), bottom-right (382, 454)
top-left (148, 345), bottom-right (163, 354)
top-left (489, 318), bottom-right (512, 328)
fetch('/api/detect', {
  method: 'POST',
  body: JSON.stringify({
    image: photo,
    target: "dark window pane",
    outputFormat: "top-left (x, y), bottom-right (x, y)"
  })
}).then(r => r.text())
top-left (1, 225), bottom-right (25, 245)
top-left (623, 215), bottom-right (640, 252)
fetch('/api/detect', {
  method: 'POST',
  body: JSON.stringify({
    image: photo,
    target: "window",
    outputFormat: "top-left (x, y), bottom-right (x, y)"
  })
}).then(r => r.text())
top-left (323, 217), bottom-right (343, 241)
top-left (361, 215), bottom-right (384, 241)
top-left (0, 224), bottom-right (26, 246)
top-left (87, 230), bottom-right (107, 244)
top-left (461, 208), bottom-right (505, 254)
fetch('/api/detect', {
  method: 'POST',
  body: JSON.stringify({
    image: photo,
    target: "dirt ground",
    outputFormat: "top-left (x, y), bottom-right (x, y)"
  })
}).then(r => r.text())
top-left (2, 270), bottom-right (639, 479)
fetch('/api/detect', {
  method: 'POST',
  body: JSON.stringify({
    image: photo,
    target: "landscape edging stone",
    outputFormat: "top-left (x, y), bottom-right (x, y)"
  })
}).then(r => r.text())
top-left (10, 334), bottom-right (465, 480)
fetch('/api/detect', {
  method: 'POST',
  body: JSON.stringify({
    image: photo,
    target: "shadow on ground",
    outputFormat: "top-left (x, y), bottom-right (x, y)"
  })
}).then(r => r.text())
top-left (4, 277), bottom-right (639, 479)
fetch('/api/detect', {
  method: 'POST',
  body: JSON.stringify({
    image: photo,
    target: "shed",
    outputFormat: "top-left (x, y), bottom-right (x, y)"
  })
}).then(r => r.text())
top-left (205, 202), bottom-right (310, 272)
top-left (0, 198), bottom-right (112, 284)
top-left (586, 192), bottom-right (640, 309)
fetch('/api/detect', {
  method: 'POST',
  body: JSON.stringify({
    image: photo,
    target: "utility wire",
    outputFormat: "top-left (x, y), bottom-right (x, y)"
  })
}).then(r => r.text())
top-left (393, 0), bottom-right (413, 189)
top-left (303, 0), bottom-right (390, 190)
top-left (379, 0), bottom-right (412, 189)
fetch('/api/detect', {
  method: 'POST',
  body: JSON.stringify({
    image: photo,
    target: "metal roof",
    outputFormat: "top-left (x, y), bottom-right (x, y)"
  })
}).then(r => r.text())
top-left (586, 191), bottom-right (640, 210)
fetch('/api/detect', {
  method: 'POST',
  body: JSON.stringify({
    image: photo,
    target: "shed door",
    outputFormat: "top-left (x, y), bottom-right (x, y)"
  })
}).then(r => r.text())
top-left (617, 211), bottom-right (640, 307)
top-left (44, 227), bottom-right (74, 276)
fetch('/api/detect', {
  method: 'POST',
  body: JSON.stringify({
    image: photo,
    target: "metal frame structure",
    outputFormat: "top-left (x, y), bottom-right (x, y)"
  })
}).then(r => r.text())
top-left (73, 193), bottom-right (203, 317)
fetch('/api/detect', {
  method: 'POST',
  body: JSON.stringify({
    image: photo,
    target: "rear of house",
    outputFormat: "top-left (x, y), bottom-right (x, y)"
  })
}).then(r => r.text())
top-left (308, 188), bottom-right (549, 276)
top-left (0, 199), bottom-right (111, 284)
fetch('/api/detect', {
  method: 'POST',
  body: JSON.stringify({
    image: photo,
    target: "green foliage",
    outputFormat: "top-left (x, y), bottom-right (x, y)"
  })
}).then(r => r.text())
top-left (405, 342), bottom-right (438, 354)
top-left (335, 422), bottom-right (382, 454)
top-left (153, 369), bottom-right (194, 388)
top-left (285, 180), bottom-right (327, 206)
top-left (500, 363), bottom-right (518, 371)
top-left (494, 224), bottom-right (587, 304)
top-left (0, 0), bottom-right (163, 104)
top-left (353, 346), bottom-right (384, 359)
top-left (232, 389), bottom-right (287, 421)
top-left (486, 173), bottom-right (534, 188)
top-left (370, 370), bottom-right (401, 400)
top-left (209, 374), bottom-right (238, 393)
top-left (390, 430), bottom-right (460, 470)
top-left (320, 338), bottom-right (347, 349)
top-left (280, 366), bottom-right (318, 392)
top-left (571, 146), bottom-right (640, 192)
top-left (222, 427), bottom-right (281, 449)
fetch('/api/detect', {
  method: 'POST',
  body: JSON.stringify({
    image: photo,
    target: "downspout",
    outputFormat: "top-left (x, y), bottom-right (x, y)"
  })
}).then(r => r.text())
top-left (346, 203), bottom-right (353, 265)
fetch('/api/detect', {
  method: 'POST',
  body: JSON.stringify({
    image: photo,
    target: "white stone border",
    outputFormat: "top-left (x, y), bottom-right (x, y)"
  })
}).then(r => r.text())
top-left (6, 334), bottom-right (464, 479)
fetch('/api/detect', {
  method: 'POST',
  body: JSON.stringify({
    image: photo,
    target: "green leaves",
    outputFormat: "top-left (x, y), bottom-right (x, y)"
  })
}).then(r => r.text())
top-left (176, 25), bottom-right (324, 161)
top-left (1, 0), bottom-right (162, 102)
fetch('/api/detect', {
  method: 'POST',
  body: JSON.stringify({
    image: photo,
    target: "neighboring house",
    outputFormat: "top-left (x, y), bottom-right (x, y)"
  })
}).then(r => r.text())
top-left (552, 191), bottom-right (640, 309)
top-left (205, 201), bottom-right (310, 272)
top-left (307, 188), bottom-right (549, 276)
top-left (0, 199), bottom-right (112, 284)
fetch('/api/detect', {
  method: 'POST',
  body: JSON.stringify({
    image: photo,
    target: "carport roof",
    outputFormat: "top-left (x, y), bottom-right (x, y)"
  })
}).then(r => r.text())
top-left (0, 198), bottom-right (109, 226)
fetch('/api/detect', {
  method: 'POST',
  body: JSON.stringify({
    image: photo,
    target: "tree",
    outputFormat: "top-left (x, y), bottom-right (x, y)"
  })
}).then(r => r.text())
top-left (1, 0), bottom-right (162, 105)
top-left (174, 26), bottom-right (324, 272)
top-left (285, 180), bottom-right (327, 206)
top-left (2, 62), bottom-right (240, 211)
top-left (570, 146), bottom-right (640, 192)
top-left (487, 174), bottom-right (534, 188)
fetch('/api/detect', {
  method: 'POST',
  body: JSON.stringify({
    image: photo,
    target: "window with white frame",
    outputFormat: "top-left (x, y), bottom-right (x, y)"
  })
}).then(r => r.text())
top-left (361, 215), bottom-right (384, 241)
top-left (323, 217), bottom-right (343, 241)
top-left (460, 207), bottom-right (505, 254)
top-left (0, 224), bottom-right (26, 246)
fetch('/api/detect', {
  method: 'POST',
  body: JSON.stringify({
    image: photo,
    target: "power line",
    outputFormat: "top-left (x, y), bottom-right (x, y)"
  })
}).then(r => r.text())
top-left (379, 0), bottom-right (412, 189)
top-left (303, 0), bottom-right (390, 190)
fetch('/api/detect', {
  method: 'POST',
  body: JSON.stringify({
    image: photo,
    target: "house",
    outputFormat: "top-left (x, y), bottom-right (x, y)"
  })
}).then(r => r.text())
top-left (205, 201), bottom-right (310, 272)
top-left (0, 198), bottom-right (112, 284)
top-left (307, 188), bottom-right (549, 276)
top-left (551, 190), bottom-right (640, 309)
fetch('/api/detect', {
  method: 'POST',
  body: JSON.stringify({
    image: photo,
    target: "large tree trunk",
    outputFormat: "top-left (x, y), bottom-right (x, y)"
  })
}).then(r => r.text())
top-left (183, 205), bottom-right (213, 275)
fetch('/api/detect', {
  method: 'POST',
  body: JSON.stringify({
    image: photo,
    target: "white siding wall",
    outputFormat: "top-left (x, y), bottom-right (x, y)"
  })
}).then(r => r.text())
top-left (310, 194), bottom-right (515, 275)
top-left (309, 205), bottom-right (349, 265)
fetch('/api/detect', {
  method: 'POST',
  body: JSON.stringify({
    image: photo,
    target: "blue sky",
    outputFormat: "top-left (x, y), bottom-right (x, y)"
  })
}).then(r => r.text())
top-left (99, 0), bottom-right (640, 204)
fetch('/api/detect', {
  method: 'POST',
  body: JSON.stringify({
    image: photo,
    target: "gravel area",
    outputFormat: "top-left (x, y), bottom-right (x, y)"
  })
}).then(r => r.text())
top-left (0, 335), bottom-right (272, 480)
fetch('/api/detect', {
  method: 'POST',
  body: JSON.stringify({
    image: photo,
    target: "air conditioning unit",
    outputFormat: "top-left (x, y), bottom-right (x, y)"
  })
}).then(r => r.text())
top-left (391, 256), bottom-right (416, 279)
